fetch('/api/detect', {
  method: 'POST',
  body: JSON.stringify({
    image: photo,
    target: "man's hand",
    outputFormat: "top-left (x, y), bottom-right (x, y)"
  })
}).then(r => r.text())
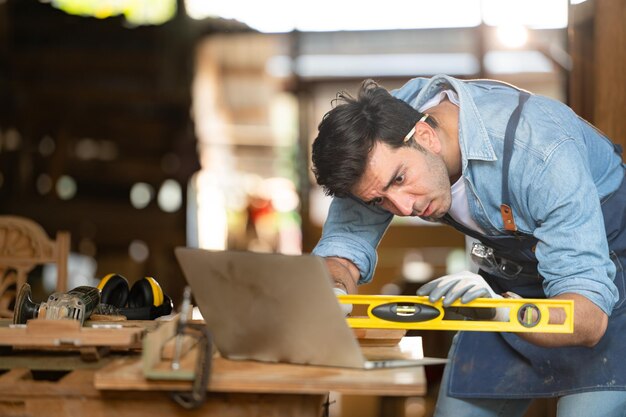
top-left (324, 257), bottom-right (359, 294)
top-left (417, 271), bottom-right (509, 321)
top-left (324, 257), bottom-right (360, 316)
top-left (418, 273), bottom-right (609, 347)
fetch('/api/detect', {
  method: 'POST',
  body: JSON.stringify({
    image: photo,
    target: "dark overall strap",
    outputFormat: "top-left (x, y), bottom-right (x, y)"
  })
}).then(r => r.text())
top-left (500, 91), bottom-right (531, 232)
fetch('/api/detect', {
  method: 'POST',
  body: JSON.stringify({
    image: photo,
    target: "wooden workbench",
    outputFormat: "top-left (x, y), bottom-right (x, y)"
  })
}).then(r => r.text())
top-left (0, 318), bottom-right (433, 417)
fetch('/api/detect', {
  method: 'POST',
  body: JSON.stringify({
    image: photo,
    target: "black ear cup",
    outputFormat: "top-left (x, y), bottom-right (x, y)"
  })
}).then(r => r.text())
top-left (128, 277), bottom-right (164, 309)
top-left (98, 273), bottom-right (130, 308)
top-left (97, 274), bottom-right (172, 320)
top-left (120, 294), bottom-right (173, 320)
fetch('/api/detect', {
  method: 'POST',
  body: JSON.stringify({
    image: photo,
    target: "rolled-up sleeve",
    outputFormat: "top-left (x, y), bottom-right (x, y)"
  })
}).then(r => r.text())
top-left (312, 196), bottom-right (394, 284)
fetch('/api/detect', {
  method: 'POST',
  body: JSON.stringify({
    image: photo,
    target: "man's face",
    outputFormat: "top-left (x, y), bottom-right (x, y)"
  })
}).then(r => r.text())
top-left (351, 142), bottom-right (452, 219)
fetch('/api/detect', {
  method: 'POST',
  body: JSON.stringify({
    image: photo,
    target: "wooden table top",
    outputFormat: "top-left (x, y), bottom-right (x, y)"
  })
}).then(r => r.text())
top-left (95, 353), bottom-right (429, 397)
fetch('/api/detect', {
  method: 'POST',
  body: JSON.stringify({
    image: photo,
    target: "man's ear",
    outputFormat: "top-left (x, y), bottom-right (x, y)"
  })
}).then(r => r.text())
top-left (413, 121), bottom-right (441, 153)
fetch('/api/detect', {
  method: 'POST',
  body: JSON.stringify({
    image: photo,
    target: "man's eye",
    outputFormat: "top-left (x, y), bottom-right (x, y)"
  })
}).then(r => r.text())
top-left (394, 174), bottom-right (405, 184)
top-left (370, 197), bottom-right (383, 206)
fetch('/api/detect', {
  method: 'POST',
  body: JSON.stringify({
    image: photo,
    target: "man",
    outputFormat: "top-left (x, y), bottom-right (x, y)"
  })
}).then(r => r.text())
top-left (311, 75), bottom-right (626, 416)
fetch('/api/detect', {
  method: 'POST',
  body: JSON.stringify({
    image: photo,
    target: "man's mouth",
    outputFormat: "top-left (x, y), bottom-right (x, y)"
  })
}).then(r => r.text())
top-left (420, 202), bottom-right (432, 217)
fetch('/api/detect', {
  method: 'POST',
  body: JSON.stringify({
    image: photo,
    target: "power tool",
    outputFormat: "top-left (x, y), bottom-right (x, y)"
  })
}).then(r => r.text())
top-left (13, 283), bottom-right (100, 325)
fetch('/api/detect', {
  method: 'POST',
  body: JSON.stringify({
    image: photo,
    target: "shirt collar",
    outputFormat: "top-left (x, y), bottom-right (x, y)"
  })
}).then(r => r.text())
top-left (411, 75), bottom-right (497, 170)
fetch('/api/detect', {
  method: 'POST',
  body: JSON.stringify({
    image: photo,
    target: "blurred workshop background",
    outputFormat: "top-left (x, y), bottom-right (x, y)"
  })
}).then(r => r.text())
top-left (0, 1), bottom-right (624, 415)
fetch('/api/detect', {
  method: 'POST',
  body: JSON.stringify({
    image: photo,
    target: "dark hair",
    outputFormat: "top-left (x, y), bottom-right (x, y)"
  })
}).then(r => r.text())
top-left (311, 79), bottom-right (433, 198)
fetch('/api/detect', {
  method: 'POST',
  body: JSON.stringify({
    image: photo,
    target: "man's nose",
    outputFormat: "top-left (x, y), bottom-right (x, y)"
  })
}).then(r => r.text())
top-left (386, 193), bottom-right (414, 216)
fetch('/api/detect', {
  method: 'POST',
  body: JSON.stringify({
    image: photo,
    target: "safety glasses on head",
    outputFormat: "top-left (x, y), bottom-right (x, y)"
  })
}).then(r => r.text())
top-left (403, 113), bottom-right (430, 143)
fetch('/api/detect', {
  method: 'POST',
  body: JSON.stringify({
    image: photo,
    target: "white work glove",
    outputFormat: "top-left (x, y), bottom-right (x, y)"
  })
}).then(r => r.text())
top-left (416, 271), bottom-right (509, 321)
top-left (333, 287), bottom-right (353, 316)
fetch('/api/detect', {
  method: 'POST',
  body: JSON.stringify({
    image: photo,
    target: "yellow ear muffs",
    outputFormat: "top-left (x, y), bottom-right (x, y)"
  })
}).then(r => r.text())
top-left (98, 273), bottom-right (130, 308)
top-left (97, 274), bottom-right (171, 320)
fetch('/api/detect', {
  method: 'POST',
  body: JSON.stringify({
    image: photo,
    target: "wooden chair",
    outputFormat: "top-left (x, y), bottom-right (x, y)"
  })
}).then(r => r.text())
top-left (0, 216), bottom-right (70, 318)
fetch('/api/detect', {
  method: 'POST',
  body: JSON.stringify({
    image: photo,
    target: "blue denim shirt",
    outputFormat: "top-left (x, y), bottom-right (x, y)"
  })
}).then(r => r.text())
top-left (313, 75), bottom-right (625, 315)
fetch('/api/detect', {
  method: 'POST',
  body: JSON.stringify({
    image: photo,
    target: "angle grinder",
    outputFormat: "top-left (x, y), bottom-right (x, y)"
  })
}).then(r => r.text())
top-left (13, 283), bottom-right (100, 325)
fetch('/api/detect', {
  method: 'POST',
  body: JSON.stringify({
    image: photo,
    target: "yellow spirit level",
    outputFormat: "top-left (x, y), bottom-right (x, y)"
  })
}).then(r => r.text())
top-left (338, 295), bottom-right (573, 333)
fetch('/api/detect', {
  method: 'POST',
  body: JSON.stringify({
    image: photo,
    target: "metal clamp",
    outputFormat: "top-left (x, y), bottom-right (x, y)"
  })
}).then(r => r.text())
top-left (170, 323), bottom-right (212, 409)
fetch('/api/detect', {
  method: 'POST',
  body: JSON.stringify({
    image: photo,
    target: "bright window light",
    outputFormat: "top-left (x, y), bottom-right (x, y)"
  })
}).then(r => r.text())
top-left (192, 170), bottom-right (228, 250)
top-left (496, 25), bottom-right (529, 48)
top-left (186, 0), bottom-right (482, 32)
top-left (482, 0), bottom-right (568, 29)
top-left (288, 53), bottom-right (479, 78)
top-left (186, 0), bottom-right (567, 33)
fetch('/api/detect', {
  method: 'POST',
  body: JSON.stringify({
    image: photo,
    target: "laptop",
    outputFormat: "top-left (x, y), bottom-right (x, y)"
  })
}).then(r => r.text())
top-left (174, 247), bottom-right (447, 369)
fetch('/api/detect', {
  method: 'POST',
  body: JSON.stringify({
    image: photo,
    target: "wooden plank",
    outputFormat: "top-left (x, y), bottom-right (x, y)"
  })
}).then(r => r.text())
top-left (0, 319), bottom-right (143, 348)
top-left (0, 368), bottom-right (99, 397)
top-left (0, 353), bottom-right (117, 371)
top-left (0, 367), bottom-right (326, 417)
top-left (1, 393), bottom-right (326, 417)
top-left (96, 355), bottom-right (427, 397)
top-left (353, 328), bottom-right (406, 347)
top-left (0, 368), bottom-right (31, 383)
